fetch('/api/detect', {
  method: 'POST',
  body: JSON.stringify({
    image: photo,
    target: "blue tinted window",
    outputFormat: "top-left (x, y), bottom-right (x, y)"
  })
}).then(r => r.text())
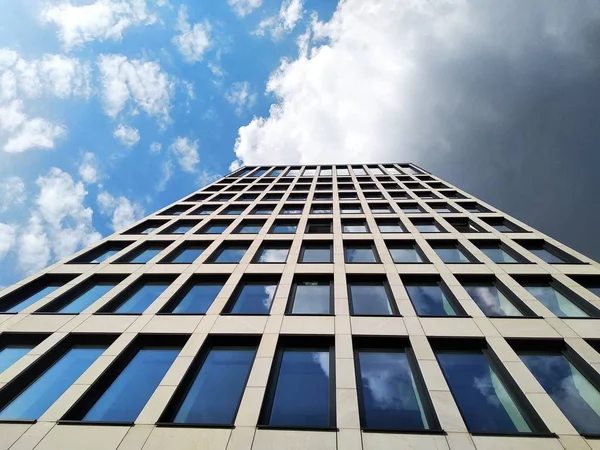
top-left (92, 249), bottom-right (119, 263)
top-left (5, 285), bottom-right (59, 313)
top-left (342, 223), bottom-right (368, 233)
top-left (251, 169), bottom-right (268, 177)
top-left (0, 347), bottom-right (31, 373)
top-left (59, 283), bottom-right (117, 313)
top-left (253, 207), bottom-right (273, 215)
top-left (345, 246), bottom-right (377, 263)
top-left (197, 207), bottom-right (216, 215)
top-left (230, 283), bottom-right (276, 314)
top-left (349, 283), bottom-right (393, 315)
top-left (283, 206), bottom-right (303, 214)
top-left (434, 247), bottom-right (471, 263)
top-left (464, 284), bottom-right (524, 317)
top-left (140, 226), bottom-right (157, 234)
top-left (0, 347), bottom-right (104, 420)
top-left (203, 224), bottom-right (228, 234)
top-left (291, 282), bottom-right (331, 314)
top-left (225, 208), bottom-right (245, 215)
top-left (213, 246), bottom-right (247, 263)
top-left (272, 223), bottom-right (297, 233)
top-left (174, 347), bottom-right (255, 424)
top-left (480, 246), bottom-right (519, 263)
top-left (524, 285), bottom-right (588, 317)
top-left (114, 283), bottom-right (169, 314)
top-left (256, 247), bottom-right (289, 263)
top-left (378, 222), bottom-right (404, 233)
top-left (169, 247), bottom-right (204, 264)
top-left (170, 225), bottom-right (193, 234)
top-left (414, 223), bottom-right (441, 233)
top-left (126, 247), bottom-right (163, 263)
top-left (83, 348), bottom-right (179, 422)
top-left (171, 283), bottom-right (223, 314)
top-left (268, 170), bottom-right (282, 177)
top-left (267, 349), bottom-right (331, 427)
top-left (389, 247), bottom-right (423, 263)
top-left (529, 248), bottom-right (568, 263)
top-left (405, 284), bottom-right (459, 316)
top-left (237, 223), bottom-right (263, 234)
top-left (300, 246), bottom-right (331, 263)
top-left (437, 351), bottom-right (535, 433)
top-left (520, 352), bottom-right (600, 435)
top-left (357, 351), bottom-right (432, 430)
top-left (400, 206), bottom-right (422, 213)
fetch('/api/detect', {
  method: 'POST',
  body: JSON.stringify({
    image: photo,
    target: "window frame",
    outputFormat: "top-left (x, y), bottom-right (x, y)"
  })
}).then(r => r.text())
top-left (286, 277), bottom-right (334, 316)
top-left (158, 275), bottom-right (227, 315)
top-left (159, 243), bottom-right (207, 264)
top-left (97, 275), bottom-right (176, 314)
top-left (402, 276), bottom-right (467, 318)
top-left (252, 243), bottom-right (291, 264)
top-left (428, 241), bottom-right (478, 264)
top-left (387, 241), bottom-right (429, 264)
top-left (222, 277), bottom-right (280, 315)
top-left (298, 242), bottom-right (334, 264)
top-left (344, 242), bottom-right (380, 264)
top-left (347, 277), bottom-right (399, 317)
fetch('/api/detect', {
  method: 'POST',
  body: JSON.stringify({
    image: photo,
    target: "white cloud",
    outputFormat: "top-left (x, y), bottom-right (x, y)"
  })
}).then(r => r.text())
top-left (97, 54), bottom-right (174, 121)
top-left (113, 124), bottom-right (140, 147)
top-left (149, 141), bottom-right (162, 153)
top-left (41, 0), bottom-right (158, 50)
top-left (0, 223), bottom-right (16, 260)
top-left (226, 81), bottom-right (257, 115)
top-left (197, 170), bottom-right (221, 187)
top-left (172, 5), bottom-right (211, 63)
top-left (254, 0), bottom-right (303, 39)
top-left (156, 159), bottom-right (173, 191)
top-left (78, 152), bottom-right (100, 184)
top-left (97, 190), bottom-right (145, 231)
top-left (228, 0), bottom-right (262, 17)
top-left (169, 136), bottom-right (199, 173)
top-left (0, 176), bottom-right (26, 212)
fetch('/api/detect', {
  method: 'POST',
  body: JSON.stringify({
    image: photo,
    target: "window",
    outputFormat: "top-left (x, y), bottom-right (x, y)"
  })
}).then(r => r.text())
top-left (341, 204), bottom-right (362, 214)
top-left (0, 335), bottom-right (112, 420)
top-left (430, 242), bottom-right (475, 263)
top-left (411, 219), bottom-right (443, 233)
top-left (474, 241), bottom-right (526, 263)
top-left (377, 219), bottom-right (405, 233)
top-left (69, 242), bottom-right (131, 264)
top-left (399, 204), bottom-right (424, 214)
top-left (368, 167), bottom-right (384, 175)
top-left (160, 278), bottom-right (224, 314)
top-left (388, 242), bottom-right (426, 263)
top-left (288, 193), bottom-right (307, 201)
top-left (192, 205), bottom-right (218, 215)
top-left (223, 206), bottom-right (246, 216)
top-left (0, 275), bottom-right (73, 313)
top-left (434, 343), bottom-right (545, 434)
top-left (314, 193), bottom-right (333, 201)
top-left (39, 276), bottom-right (123, 313)
top-left (517, 241), bottom-right (581, 264)
top-left (518, 279), bottom-right (593, 317)
top-left (481, 217), bottom-right (525, 233)
top-left (403, 182), bottom-right (423, 190)
top-left (100, 277), bottom-right (173, 314)
top-left (569, 276), bottom-right (600, 298)
top-left (370, 204), bottom-right (392, 214)
top-left (199, 220), bottom-right (231, 234)
top-left (457, 202), bottom-right (490, 213)
top-left (286, 169), bottom-right (300, 177)
top-left (251, 168), bottom-right (268, 177)
top-left (303, 168), bottom-right (316, 176)
top-left (63, 336), bottom-right (184, 423)
top-left (0, 334), bottom-right (46, 374)
top-left (446, 218), bottom-right (483, 233)
top-left (263, 193), bottom-right (282, 201)
top-left (355, 341), bottom-right (438, 431)
top-left (311, 204), bottom-right (332, 214)
top-left (299, 243), bottom-right (333, 263)
top-left (270, 221), bottom-right (297, 234)
top-left (268, 169), bottom-right (282, 177)
top-left (260, 340), bottom-right (334, 428)
top-left (462, 279), bottom-right (531, 317)
top-left (385, 166), bottom-right (401, 175)
top-left (353, 167), bottom-right (366, 176)
top-left (348, 280), bottom-right (396, 316)
top-left (390, 191), bottom-right (408, 199)
top-left (403, 278), bottom-right (464, 316)
top-left (345, 243), bottom-right (379, 263)
top-left (123, 220), bottom-right (166, 235)
top-left (254, 244), bottom-right (290, 263)
top-left (162, 221), bottom-right (198, 234)
top-left (235, 221), bottom-right (265, 234)
top-left (288, 279), bottom-right (332, 314)
top-left (252, 205), bottom-right (274, 215)
top-left (338, 184), bottom-right (355, 191)
top-left (160, 244), bottom-right (206, 264)
top-left (160, 337), bottom-right (258, 425)
top-left (337, 167), bottom-right (349, 176)
top-left (117, 243), bottom-right (168, 263)
top-left (320, 168), bottom-right (332, 176)
top-left (342, 220), bottom-right (368, 233)
top-left (281, 205), bottom-right (304, 215)
top-left (515, 341), bottom-right (600, 435)
top-left (339, 192), bottom-right (358, 200)
top-left (225, 279), bottom-right (278, 314)
top-left (428, 203), bottom-right (455, 214)
top-left (306, 220), bottom-right (332, 234)
top-left (186, 193), bottom-right (211, 202)
top-left (238, 194), bottom-right (258, 202)
top-left (210, 244), bottom-right (249, 263)
top-left (159, 205), bottom-right (191, 216)
top-left (416, 191), bottom-right (438, 199)
top-left (364, 192), bottom-right (383, 200)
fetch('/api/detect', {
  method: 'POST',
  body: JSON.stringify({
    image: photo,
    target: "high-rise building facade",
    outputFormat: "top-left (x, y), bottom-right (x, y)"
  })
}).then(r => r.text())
top-left (0, 163), bottom-right (599, 450)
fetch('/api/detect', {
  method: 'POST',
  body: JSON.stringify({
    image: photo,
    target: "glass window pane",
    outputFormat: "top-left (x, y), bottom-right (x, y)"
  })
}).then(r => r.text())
top-left (238, 224), bottom-right (263, 234)
top-left (115, 283), bottom-right (169, 314)
top-left (349, 283), bottom-right (393, 315)
top-left (128, 248), bottom-right (163, 264)
top-left (405, 284), bottom-right (458, 316)
top-left (82, 348), bottom-right (179, 422)
top-left (174, 347), bottom-right (256, 424)
top-left (480, 247), bottom-right (519, 263)
top-left (268, 349), bottom-right (331, 427)
top-left (434, 248), bottom-right (471, 263)
top-left (0, 347), bottom-right (32, 373)
top-left (345, 246), bottom-right (377, 263)
top-left (390, 247), bottom-right (423, 263)
top-left (301, 247), bottom-right (332, 263)
top-left (529, 248), bottom-right (567, 263)
top-left (170, 225), bottom-right (193, 234)
top-left (169, 247), bottom-right (204, 264)
top-left (230, 283), bottom-right (276, 314)
top-left (353, 168), bottom-right (366, 176)
top-left (520, 352), bottom-right (600, 435)
top-left (337, 168), bottom-right (349, 176)
top-left (59, 283), bottom-right (117, 313)
top-left (0, 347), bottom-right (104, 420)
top-left (272, 224), bottom-right (297, 234)
top-left (291, 282), bottom-right (331, 314)
top-left (415, 224), bottom-right (440, 233)
top-left (464, 284), bottom-right (523, 317)
top-left (171, 283), bottom-right (223, 314)
top-left (357, 351), bottom-right (431, 430)
top-left (213, 247), bottom-right (247, 263)
top-left (524, 285), bottom-right (588, 317)
top-left (343, 223), bottom-right (367, 233)
top-left (5, 285), bottom-right (59, 313)
top-left (92, 249), bottom-right (119, 263)
top-left (437, 351), bottom-right (534, 434)
top-left (257, 247), bottom-right (289, 263)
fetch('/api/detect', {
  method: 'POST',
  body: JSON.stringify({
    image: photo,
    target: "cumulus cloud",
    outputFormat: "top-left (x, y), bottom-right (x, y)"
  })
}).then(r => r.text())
top-left (173, 6), bottom-right (211, 63)
top-left (41, 0), bottom-right (159, 50)
top-left (0, 223), bottom-right (16, 260)
top-left (97, 190), bottom-right (145, 231)
top-left (0, 176), bottom-right (26, 212)
top-left (113, 124), bottom-right (140, 147)
top-left (149, 141), bottom-right (162, 153)
top-left (197, 170), bottom-right (221, 187)
top-left (254, 0), bottom-right (303, 40)
top-left (156, 159), bottom-right (173, 191)
top-left (169, 136), bottom-right (199, 173)
top-left (78, 152), bottom-right (100, 184)
top-left (97, 54), bottom-right (174, 121)
top-left (226, 81), bottom-right (257, 115)
top-left (228, 0), bottom-right (262, 17)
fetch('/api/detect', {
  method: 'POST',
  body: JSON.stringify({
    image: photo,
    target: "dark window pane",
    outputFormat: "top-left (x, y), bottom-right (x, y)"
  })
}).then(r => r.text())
top-left (238, 224), bottom-right (263, 234)
top-left (92, 249), bottom-right (119, 263)
top-left (213, 247), bottom-right (247, 263)
top-left (256, 247), bottom-right (289, 263)
top-left (300, 246), bottom-right (332, 263)
top-left (349, 283), bottom-right (393, 315)
top-left (5, 285), bottom-right (59, 313)
top-left (115, 283), bottom-right (169, 314)
top-left (230, 283), bottom-right (276, 314)
top-left (343, 223), bottom-right (367, 233)
top-left (437, 351), bottom-right (534, 433)
top-left (267, 349), bottom-right (331, 427)
top-left (59, 283), bottom-right (117, 314)
top-left (0, 347), bottom-right (104, 420)
top-left (171, 283), bottom-right (223, 314)
top-left (464, 284), bottom-right (523, 317)
top-left (480, 247), bottom-right (519, 263)
top-left (0, 347), bottom-right (31, 373)
top-left (203, 224), bottom-right (228, 234)
top-left (82, 348), bottom-right (179, 422)
top-left (389, 247), bottom-right (423, 263)
top-left (127, 248), bottom-right (163, 264)
top-left (291, 282), bottom-right (331, 314)
top-left (529, 248), bottom-right (568, 264)
top-left (378, 222), bottom-right (404, 233)
top-left (345, 246), bottom-right (377, 263)
top-left (414, 223), bottom-right (441, 233)
top-left (170, 225), bottom-right (193, 234)
top-left (405, 284), bottom-right (458, 316)
top-left (433, 247), bottom-right (471, 263)
top-left (272, 223), bottom-right (297, 234)
top-left (169, 247), bottom-right (204, 264)
top-left (524, 285), bottom-right (588, 317)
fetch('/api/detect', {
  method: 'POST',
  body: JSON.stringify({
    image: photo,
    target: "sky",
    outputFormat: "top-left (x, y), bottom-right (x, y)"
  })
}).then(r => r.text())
top-left (0, 0), bottom-right (599, 288)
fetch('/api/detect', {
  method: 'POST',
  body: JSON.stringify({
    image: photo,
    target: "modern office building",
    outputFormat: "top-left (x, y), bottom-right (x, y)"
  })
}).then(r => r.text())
top-left (0, 163), bottom-right (599, 450)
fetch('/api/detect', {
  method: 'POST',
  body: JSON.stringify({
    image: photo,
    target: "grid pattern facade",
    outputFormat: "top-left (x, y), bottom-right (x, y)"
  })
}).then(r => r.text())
top-left (0, 163), bottom-right (599, 450)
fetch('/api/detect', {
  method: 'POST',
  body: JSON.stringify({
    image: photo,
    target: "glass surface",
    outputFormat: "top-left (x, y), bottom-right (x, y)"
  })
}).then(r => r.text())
top-left (437, 351), bottom-right (533, 434)
top-left (253, 208), bottom-right (273, 215)
top-left (337, 168), bottom-right (349, 176)
top-left (140, 226), bottom-right (156, 234)
top-left (405, 284), bottom-right (458, 316)
top-left (174, 347), bottom-right (256, 424)
top-left (83, 348), bottom-right (179, 422)
top-left (480, 246), bottom-right (519, 263)
top-left (400, 206), bottom-right (422, 213)
top-left (300, 247), bottom-right (332, 263)
top-left (524, 285), bottom-right (588, 317)
top-left (172, 283), bottom-right (223, 314)
top-left (350, 283), bottom-right (393, 315)
top-left (378, 222), bottom-right (404, 233)
top-left (529, 248), bottom-right (568, 263)
top-left (272, 224), bottom-right (297, 233)
top-left (343, 223), bottom-right (368, 233)
top-left (128, 247), bottom-right (163, 263)
top-left (434, 247), bottom-right (471, 263)
top-left (0, 347), bottom-right (31, 373)
top-left (268, 349), bottom-right (330, 427)
top-left (357, 351), bottom-right (430, 430)
top-left (213, 247), bottom-right (247, 263)
top-left (92, 249), bottom-right (119, 263)
top-left (251, 169), bottom-right (268, 177)
top-left (0, 347), bottom-right (104, 420)
top-left (287, 169), bottom-right (300, 177)
top-left (521, 352), bottom-right (600, 435)
top-left (390, 247), bottom-right (423, 263)
top-left (414, 224), bottom-right (440, 233)
top-left (303, 169), bottom-right (316, 176)
top-left (311, 206), bottom-right (332, 214)
top-left (197, 207), bottom-right (216, 215)
top-left (492, 224), bottom-right (513, 232)
top-left (5, 285), bottom-right (59, 313)
top-left (371, 206), bottom-right (391, 214)
top-left (203, 224), bottom-right (228, 234)
top-left (225, 209), bottom-right (245, 215)
top-left (59, 283), bottom-right (117, 313)
top-left (282, 206), bottom-right (303, 214)
top-left (256, 247), bottom-right (289, 263)
top-left (238, 224), bottom-right (263, 234)
top-left (431, 206), bottom-right (453, 213)
top-left (464, 284), bottom-right (523, 317)
top-left (341, 206), bottom-right (362, 214)
top-left (291, 282), bottom-right (331, 314)
top-left (230, 283), bottom-right (276, 314)
top-left (353, 168), bottom-right (366, 176)
top-left (115, 283), bottom-right (169, 313)
top-left (170, 225), bottom-right (193, 234)
top-left (307, 224), bottom-right (331, 233)
top-left (169, 247), bottom-right (204, 263)
top-left (345, 246), bottom-right (377, 263)
top-left (369, 168), bottom-right (384, 175)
